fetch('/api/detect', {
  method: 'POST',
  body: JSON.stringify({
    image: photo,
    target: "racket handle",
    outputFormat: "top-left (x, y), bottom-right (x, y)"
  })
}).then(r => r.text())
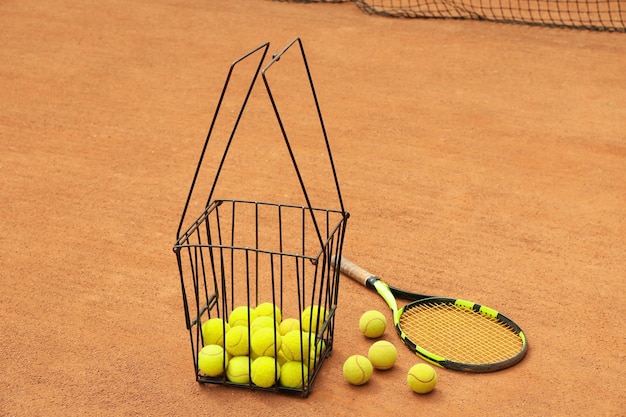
top-left (332, 256), bottom-right (377, 287)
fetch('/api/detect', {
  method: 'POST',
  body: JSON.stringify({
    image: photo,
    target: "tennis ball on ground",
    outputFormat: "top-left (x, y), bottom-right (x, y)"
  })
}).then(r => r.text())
top-left (202, 318), bottom-right (230, 347)
top-left (301, 305), bottom-right (327, 335)
top-left (342, 354), bottom-right (373, 385)
top-left (228, 305), bottom-right (257, 327)
top-left (250, 316), bottom-right (278, 335)
top-left (251, 327), bottom-right (282, 357)
top-left (281, 330), bottom-right (311, 362)
top-left (407, 363), bottom-right (438, 394)
top-left (367, 340), bottom-right (398, 370)
top-left (359, 310), bottom-right (387, 338)
top-left (280, 361), bottom-right (309, 389)
top-left (251, 356), bottom-right (281, 388)
top-left (279, 317), bottom-right (301, 336)
top-left (197, 344), bottom-right (228, 377)
top-left (255, 302), bottom-right (282, 323)
top-left (225, 325), bottom-right (250, 356)
top-left (226, 355), bottom-right (251, 384)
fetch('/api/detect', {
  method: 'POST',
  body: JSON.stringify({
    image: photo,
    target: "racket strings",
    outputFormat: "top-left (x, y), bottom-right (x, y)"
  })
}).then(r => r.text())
top-left (399, 302), bottom-right (524, 365)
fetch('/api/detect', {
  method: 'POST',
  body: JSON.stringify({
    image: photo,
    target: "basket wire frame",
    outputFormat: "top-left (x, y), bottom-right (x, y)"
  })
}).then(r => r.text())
top-left (173, 39), bottom-right (349, 397)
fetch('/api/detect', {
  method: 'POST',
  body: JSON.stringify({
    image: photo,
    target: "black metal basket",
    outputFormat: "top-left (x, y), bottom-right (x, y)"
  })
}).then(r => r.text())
top-left (173, 39), bottom-right (349, 397)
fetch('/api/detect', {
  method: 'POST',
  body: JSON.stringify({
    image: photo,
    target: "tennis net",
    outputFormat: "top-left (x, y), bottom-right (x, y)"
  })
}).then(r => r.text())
top-left (282, 0), bottom-right (625, 32)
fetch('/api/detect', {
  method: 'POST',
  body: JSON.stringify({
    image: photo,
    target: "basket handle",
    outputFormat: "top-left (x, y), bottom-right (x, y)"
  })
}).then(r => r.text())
top-left (176, 42), bottom-right (271, 240)
top-left (261, 37), bottom-right (347, 249)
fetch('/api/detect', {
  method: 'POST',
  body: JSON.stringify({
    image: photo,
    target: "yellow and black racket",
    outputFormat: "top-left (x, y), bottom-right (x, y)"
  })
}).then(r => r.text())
top-left (334, 256), bottom-right (528, 372)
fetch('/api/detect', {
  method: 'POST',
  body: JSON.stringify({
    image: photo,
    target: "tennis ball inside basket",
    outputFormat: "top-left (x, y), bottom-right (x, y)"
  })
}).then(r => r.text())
top-left (251, 327), bottom-right (282, 357)
top-left (301, 305), bottom-right (327, 334)
top-left (309, 337), bottom-right (326, 363)
top-left (407, 363), bottom-right (438, 394)
top-left (226, 355), bottom-right (251, 384)
top-left (229, 305), bottom-right (257, 328)
top-left (202, 318), bottom-right (230, 347)
top-left (279, 318), bottom-right (301, 336)
top-left (304, 346), bottom-right (320, 371)
top-left (198, 344), bottom-right (228, 377)
top-left (359, 310), bottom-right (387, 338)
top-left (342, 354), bottom-right (373, 385)
top-left (250, 316), bottom-right (278, 335)
top-left (225, 325), bottom-right (250, 357)
top-left (255, 302), bottom-right (282, 323)
top-left (281, 330), bottom-right (311, 361)
top-left (280, 360), bottom-right (309, 389)
top-left (302, 336), bottom-right (326, 371)
top-left (277, 348), bottom-right (289, 366)
top-left (251, 356), bottom-right (281, 388)
top-left (367, 340), bottom-right (398, 370)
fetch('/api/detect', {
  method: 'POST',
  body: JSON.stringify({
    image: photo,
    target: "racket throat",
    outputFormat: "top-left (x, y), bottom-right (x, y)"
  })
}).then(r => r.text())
top-left (370, 278), bottom-right (401, 313)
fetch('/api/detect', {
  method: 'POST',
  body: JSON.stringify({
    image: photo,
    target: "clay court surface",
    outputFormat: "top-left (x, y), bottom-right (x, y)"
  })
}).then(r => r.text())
top-left (2, 0), bottom-right (625, 415)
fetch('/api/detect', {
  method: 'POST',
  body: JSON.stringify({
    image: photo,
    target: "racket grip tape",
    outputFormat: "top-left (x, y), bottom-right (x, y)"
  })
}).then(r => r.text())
top-left (332, 256), bottom-right (378, 288)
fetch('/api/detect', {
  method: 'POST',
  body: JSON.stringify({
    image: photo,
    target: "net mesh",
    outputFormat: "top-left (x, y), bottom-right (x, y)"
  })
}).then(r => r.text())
top-left (278, 0), bottom-right (626, 32)
top-left (399, 300), bottom-right (525, 365)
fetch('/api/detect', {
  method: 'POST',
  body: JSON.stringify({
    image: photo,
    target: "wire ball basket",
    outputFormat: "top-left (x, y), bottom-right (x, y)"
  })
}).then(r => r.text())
top-left (173, 38), bottom-right (349, 396)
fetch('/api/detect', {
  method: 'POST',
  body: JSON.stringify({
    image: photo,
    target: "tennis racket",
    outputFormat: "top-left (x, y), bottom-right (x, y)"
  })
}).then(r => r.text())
top-left (334, 256), bottom-right (528, 372)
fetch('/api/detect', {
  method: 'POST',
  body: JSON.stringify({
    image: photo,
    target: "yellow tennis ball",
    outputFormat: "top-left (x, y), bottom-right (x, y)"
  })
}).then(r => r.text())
top-left (342, 355), bottom-right (373, 385)
top-left (302, 335), bottom-right (326, 371)
top-left (225, 325), bottom-right (250, 356)
top-left (250, 316), bottom-right (278, 335)
top-left (277, 348), bottom-right (289, 366)
top-left (229, 305), bottom-right (257, 328)
top-left (313, 337), bottom-right (326, 356)
top-left (202, 318), bottom-right (230, 347)
top-left (359, 310), bottom-right (387, 338)
top-left (301, 305), bottom-right (327, 334)
top-left (279, 361), bottom-right (309, 389)
top-left (226, 355), bottom-right (251, 384)
top-left (255, 302), bottom-right (282, 323)
top-left (310, 337), bottom-right (326, 361)
top-left (197, 344), bottom-right (228, 377)
top-left (280, 330), bottom-right (310, 362)
top-left (367, 340), bottom-right (398, 370)
top-left (304, 346), bottom-right (319, 371)
top-left (251, 356), bottom-right (280, 388)
top-left (278, 318), bottom-right (301, 336)
top-left (251, 327), bottom-right (282, 357)
top-left (407, 363), bottom-right (438, 394)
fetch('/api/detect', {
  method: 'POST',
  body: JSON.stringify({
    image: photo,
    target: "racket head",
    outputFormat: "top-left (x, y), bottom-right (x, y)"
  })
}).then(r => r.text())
top-left (396, 297), bottom-right (528, 372)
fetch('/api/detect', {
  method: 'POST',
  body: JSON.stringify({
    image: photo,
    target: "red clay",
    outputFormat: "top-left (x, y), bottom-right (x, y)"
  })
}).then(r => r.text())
top-left (2, 1), bottom-right (625, 416)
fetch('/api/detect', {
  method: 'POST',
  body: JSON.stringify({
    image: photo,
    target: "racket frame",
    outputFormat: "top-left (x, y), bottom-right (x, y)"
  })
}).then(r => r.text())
top-left (340, 258), bottom-right (528, 373)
